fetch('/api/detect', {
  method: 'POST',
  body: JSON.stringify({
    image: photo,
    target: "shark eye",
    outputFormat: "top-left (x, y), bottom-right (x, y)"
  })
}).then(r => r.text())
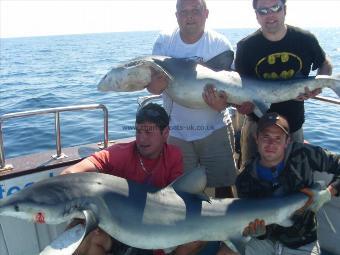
top-left (14, 205), bottom-right (19, 212)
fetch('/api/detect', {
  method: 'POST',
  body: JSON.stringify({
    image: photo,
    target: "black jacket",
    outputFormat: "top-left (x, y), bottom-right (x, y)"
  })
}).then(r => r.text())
top-left (236, 142), bottom-right (340, 248)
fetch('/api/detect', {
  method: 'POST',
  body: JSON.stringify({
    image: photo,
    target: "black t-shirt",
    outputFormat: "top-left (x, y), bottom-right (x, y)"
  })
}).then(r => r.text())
top-left (235, 25), bottom-right (326, 132)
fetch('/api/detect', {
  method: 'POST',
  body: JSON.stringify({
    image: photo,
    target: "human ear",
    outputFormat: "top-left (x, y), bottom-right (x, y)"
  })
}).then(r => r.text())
top-left (285, 135), bottom-right (290, 147)
top-left (162, 126), bottom-right (170, 140)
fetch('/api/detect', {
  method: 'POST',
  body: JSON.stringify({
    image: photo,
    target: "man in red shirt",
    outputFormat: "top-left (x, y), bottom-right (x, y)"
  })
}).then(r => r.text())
top-left (61, 103), bottom-right (204, 255)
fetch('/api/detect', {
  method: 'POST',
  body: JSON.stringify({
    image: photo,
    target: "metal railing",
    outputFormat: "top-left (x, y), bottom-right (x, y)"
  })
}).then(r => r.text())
top-left (137, 95), bottom-right (162, 108)
top-left (0, 104), bottom-right (109, 170)
top-left (314, 95), bottom-right (340, 105)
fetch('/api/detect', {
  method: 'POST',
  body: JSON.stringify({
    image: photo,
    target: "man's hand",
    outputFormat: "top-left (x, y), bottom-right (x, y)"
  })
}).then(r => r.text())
top-left (146, 68), bottom-right (169, 95)
top-left (302, 186), bottom-right (334, 213)
top-left (236, 102), bottom-right (254, 115)
top-left (242, 219), bottom-right (266, 237)
top-left (296, 87), bottom-right (322, 101)
top-left (202, 84), bottom-right (229, 111)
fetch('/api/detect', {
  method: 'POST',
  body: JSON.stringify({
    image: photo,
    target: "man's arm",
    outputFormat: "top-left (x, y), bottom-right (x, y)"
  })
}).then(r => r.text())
top-left (146, 33), bottom-right (171, 95)
top-left (60, 158), bottom-right (99, 175)
top-left (296, 56), bottom-right (333, 100)
top-left (299, 144), bottom-right (340, 212)
top-left (302, 185), bottom-right (337, 213)
top-left (201, 49), bottom-right (234, 111)
top-left (202, 84), bottom-right (230, 112)
top-left (310, 145), bottom-right (340, 192)
top-left (317, 56), bottom-right (333, 75)
top-left (146, 68), bottom-right (170, 95)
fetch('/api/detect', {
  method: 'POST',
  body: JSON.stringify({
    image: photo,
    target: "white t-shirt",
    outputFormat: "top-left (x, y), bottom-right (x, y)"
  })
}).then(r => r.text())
top-left (152, 28), bottom-right (233, 141)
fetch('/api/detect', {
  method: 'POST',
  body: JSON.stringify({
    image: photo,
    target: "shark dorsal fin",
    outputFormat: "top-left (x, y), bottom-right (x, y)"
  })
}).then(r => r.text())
top-left (171, 166), bottom-right (210, 201)
top-left (171, 166), bottom-right (210, 202)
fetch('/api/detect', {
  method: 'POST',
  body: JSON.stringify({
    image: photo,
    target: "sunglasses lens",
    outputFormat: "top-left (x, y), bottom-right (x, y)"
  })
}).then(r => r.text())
top-left (257, 8), bottom-right (268, 15)
top-left (271, 4), bottom-right (282, 12)
top-left (256, 4), bottom-right (282, 16)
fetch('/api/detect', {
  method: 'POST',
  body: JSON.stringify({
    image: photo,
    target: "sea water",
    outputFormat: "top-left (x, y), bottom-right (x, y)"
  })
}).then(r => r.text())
top-left (0, 28), bottom-right (339, 158)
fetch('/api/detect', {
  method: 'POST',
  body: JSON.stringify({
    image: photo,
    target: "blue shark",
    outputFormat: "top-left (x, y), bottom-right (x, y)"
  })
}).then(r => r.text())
top-left (97, 56), bottom-right (340, 115)
top-left (0, 171), bottom-right (309, 253)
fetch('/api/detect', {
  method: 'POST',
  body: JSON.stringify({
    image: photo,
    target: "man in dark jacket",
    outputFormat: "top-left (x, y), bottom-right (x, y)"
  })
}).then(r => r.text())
top-left (236, 112), bottom-right (340, 255)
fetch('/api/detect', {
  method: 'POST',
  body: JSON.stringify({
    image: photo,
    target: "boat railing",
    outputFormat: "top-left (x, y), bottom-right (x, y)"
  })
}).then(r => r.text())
top-left (137, 94), bottom-right (162, 108)
top-left (314, 95), bottom-right (340, 105)
top-left (0, 104), bottom-right (109, 171)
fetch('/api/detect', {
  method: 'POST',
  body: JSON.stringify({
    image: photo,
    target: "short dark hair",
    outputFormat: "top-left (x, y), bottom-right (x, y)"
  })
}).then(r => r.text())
top-left (176, 0), bottom-right (207, 11)
top-left (136, 103), bottom-right (169, 131)
top-left (252, 0), bottom-right (286, 9)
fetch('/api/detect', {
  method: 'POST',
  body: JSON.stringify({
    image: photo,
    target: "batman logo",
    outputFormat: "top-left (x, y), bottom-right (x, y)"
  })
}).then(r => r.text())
top-left (255, 52), bottom-right (302, 80)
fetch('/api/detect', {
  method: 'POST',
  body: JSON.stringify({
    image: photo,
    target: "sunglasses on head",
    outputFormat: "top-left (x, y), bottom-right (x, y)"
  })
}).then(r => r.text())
top-left (256, 4), bottom-right (283, 16)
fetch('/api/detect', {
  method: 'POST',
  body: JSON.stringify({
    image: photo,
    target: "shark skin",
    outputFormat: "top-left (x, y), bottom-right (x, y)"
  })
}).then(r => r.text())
top-left (97, 55), bottom-right (340, 115)
top-left (0, 171), bottom-right (309, 252)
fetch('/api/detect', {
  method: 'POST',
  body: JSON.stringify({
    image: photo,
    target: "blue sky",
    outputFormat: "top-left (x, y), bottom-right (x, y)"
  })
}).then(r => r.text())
top-left (1, 0), bottom-right (339, 38)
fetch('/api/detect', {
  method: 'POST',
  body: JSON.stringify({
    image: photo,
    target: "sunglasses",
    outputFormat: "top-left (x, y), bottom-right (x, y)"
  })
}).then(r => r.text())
top-left (256, 4), bottom-right (283, 16)
top-left (177, 8), bottom-right (204, 18)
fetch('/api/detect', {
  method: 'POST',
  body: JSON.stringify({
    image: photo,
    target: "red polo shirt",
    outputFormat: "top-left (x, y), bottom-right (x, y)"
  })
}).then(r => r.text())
top-left (89, 140), bottom-right (183, 188)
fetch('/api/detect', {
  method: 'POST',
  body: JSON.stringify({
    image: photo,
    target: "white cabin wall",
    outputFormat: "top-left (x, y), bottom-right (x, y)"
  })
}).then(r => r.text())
top-left (318, 203), bottom-right (340, 254)
top-left (0, 167), bottom-right (66, 254)
top-left (1, 217), bottom-right (39, 255)
top-left (315, 171), bottom-right (340, 255)
top-left (0, 216), bottom-right (67, 255)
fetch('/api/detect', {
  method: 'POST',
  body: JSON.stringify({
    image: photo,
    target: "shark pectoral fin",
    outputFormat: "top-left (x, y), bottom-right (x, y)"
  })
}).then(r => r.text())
top-left (40, 224), bottom-right (86, 255)
top-left (82, 209), bottom-right (98, 234)
top-left (40, 210), bottom-right (98, 255)
top-left (253, 100), bottom-right (270, 117)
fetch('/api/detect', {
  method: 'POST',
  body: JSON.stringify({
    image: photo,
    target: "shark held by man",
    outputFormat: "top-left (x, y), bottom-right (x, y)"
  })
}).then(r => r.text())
top-left (0, 171), bottom-right (311, 254)
top-left (97, 55), bottom-right (340, 115)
